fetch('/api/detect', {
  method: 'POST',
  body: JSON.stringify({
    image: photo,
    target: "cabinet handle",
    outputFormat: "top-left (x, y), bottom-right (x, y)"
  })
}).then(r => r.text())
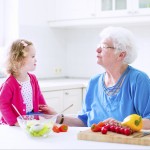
top-left (65, 92), bottom-right (69, 95)
top-left (91, 13), bottom-right (96, 17)
top-left (128, 10), bottom-right (138, 14)
top-left (127, 11), bottom-right (132, 14)
top-left (133, 10), bottom-right (138, 14)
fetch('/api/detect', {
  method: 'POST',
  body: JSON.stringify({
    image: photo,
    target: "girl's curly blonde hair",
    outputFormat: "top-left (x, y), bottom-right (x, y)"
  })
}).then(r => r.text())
top-left (6, 39), bottom-right (33, 76)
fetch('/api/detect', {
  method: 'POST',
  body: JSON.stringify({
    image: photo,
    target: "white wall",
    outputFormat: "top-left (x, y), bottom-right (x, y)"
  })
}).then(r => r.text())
top-left (18, 0), bottom-right (150, 79)
top-left (18, 0), bottom-right (67, 78)
top-left (65, 25), bottom-right (150, 78)
top-left (0, 0), bottom-right (4, 46)
top-left (65, 28), bottom-right (103, 78)
top-left (130, 26), bottom-right (150, 76)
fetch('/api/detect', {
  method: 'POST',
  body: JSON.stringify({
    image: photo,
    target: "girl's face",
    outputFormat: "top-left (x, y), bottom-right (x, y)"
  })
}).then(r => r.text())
top-left (21, 45), bottom-right (37, 72)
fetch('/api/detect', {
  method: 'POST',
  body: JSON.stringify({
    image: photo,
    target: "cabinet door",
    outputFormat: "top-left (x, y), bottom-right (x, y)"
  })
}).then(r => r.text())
top-left (99, 0), bottom-right (128, 17)
top-left (63, 89), bottom-right (82, 114)
top-left (99, 0), bottom-right (150, 17)
top-left (135, 0), bottom-right (150, 15)
top-left (42, 91), bottom-right (63, 113)
top-left (49, 0), bottom-right (97, 21)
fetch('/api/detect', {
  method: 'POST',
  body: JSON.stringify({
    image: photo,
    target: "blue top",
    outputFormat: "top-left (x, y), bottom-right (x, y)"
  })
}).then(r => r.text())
top-left (78, 65), bottom-right (150, 127)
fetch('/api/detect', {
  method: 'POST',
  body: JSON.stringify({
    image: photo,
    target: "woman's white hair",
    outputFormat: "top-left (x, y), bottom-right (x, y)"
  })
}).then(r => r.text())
top-left (99, 26), bottom-right (138, 64)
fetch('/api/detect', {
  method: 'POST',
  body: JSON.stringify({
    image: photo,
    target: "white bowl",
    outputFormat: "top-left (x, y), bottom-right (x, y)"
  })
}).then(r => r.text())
top-left (17, 114), bottom-right (56, 137)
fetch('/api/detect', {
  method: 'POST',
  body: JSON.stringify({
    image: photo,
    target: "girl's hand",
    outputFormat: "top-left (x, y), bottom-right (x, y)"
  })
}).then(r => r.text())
top-left (15, 122), bottom-right (19, 126)
top-left (39, 104), bottom-right (57, 115)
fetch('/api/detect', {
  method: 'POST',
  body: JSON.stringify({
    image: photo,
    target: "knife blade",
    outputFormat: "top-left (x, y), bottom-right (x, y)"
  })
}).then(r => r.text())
top-left (133, 131), bottom-right (150, 138)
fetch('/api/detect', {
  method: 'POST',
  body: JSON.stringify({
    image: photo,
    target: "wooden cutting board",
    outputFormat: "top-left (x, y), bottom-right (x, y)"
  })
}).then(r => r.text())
top-left (77, 129), bottom-right (150, 146)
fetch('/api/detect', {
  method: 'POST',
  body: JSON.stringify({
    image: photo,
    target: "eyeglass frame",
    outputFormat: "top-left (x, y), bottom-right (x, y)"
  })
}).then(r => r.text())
top-left (97, 43), bottom-right (115, 50)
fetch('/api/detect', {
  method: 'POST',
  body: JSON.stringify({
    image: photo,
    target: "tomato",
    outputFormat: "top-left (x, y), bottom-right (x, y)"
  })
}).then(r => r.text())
top-left (110, 125), bottom-right (116, 132)
top-left (115, 126), bottom-right (121, 134)
top-left (52, 125), bottom-right (60, 133)
top-left (104, 124), bottom-right (110, 131)
top-left (101, 127), bottom-right (108, 134)
top-left (120, 127), bottom-right (125, 134)
top-left (99, 127), bottom-right (102, 132)
top-left (91, 123), bottom-right (101, 132)
top-left (124, 128), bottom-right (131, 136)
top-left (97, 122), bottom-right (105, 128)
top-left (59, 124), bottom-right (68, 132)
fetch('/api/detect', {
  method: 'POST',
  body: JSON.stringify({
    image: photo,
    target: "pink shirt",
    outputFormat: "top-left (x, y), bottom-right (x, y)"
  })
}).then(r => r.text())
top-left (0, 73), bottom-right (46, 126)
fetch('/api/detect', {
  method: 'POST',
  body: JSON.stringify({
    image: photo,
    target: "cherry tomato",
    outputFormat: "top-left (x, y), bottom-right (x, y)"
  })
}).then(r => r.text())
top-left (120, 127), bottom-right (125, 134)
top-left (124, 128), bottom-right (131, 136)
top-left (59, 124), bottom-right (68, 132)
top-left (97, 122), bottom-right (105, 128)
top-left (104, 124), bottom-right (110, 131)
top-left (115, 126), bottom-right (121, 134)
top-left (91, 123), bottom-right (100, 132)
top-left (101, 127), bottom-right (108, 134)
top-left (52, 125), bottom-right (60, 133)
top-left (110, 125), bottom-right (116, 132)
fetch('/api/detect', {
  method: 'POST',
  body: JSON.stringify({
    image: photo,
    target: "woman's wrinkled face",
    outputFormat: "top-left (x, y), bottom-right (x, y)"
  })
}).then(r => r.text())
top-left (96, 38), bottom-right (119, 68)
top-left (21, 45), bottom-right (37, 72)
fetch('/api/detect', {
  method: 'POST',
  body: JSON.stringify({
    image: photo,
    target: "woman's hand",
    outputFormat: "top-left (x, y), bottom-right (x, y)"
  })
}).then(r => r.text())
top-left (103, 118), bottom-right (120, 125)
top-left (39, 104), bottom-right (57, 115)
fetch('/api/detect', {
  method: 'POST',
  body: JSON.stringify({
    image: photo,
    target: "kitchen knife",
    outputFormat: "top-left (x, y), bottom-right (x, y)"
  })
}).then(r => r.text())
top-left (133, 131), bottom-right (150, 138)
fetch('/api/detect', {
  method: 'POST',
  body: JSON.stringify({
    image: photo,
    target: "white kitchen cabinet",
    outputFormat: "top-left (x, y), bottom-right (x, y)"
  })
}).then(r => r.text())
top-left (48, 0), bottom-right (96, 21)
top-left (42, 88), bottom-right (83, 114)
top-left (99, 0), bottom-right (150, 17)
top-left (63, 89), bottom-right (82, 114)
top-left (42, 90), bottom-right (64, 113)
top-left (48, 0), bottom-right (150, 27)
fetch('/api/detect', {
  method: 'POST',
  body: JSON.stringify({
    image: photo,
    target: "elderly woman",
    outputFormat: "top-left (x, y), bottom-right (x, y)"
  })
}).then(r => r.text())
top-left (48, 27), bottom-right (150, 129)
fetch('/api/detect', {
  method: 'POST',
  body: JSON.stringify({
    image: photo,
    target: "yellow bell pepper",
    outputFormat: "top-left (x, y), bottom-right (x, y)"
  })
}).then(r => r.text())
top-left (121, 114), bottom-right (143, 132)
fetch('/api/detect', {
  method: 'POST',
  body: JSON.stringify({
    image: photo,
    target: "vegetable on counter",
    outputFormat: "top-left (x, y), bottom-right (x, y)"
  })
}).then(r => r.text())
top-left (26, 120), bottom-right (53, 137)
top-left (91, 121), bottom-right (133, 136)
top-left (59, 124), bottom-right (68, 132)
top-left (52, 124), bottom-right (68, 133)
top-left (121, 114), bottom-right (143, 132)
top-left (91, 114), bottom-right (142, 136)
top-left (52, 125), bottom-right (60, 133)
top-left (91, 122), bottom-right (105, 132)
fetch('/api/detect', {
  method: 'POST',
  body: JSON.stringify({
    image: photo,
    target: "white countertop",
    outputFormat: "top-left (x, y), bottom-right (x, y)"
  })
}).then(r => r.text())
top-left (39, 78), bottom-right (88, 91)
top-left (0, 78), bottom-right (89, 92)
top-left (0, 125), bottom-right (149, 149)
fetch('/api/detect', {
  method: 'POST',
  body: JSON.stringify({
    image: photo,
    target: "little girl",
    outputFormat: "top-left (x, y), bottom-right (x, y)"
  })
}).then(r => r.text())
top-left (0, 39), bottom-right (56, 126)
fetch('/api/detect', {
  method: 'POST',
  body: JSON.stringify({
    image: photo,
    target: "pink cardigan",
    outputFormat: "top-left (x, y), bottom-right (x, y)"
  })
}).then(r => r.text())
top-left (0, 73), bottom-right (46, 126)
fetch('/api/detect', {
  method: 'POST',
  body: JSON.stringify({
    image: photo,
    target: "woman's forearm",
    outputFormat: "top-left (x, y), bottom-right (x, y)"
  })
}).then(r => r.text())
top-left (142, 118), bottom-right (150, 130)
top-left (56, 115), bottom-right (86, 127)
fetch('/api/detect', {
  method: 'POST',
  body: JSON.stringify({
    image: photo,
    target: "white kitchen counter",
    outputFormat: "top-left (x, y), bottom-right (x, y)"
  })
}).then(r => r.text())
top-left (39, 78), bottom-right (88, 91)
top-left (0, 125), bottom-right (149, 149)
top-left (0, 78), bottom-right (89, 91)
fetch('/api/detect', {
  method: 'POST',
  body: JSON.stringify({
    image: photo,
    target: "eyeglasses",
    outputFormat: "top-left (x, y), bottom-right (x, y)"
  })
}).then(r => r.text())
top-left (97, 43), bottom-right (115, 50)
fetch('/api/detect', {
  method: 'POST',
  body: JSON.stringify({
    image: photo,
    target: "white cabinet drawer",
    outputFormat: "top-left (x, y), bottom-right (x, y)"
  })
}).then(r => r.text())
top-left (42, 88), bottom-right (83, 114)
